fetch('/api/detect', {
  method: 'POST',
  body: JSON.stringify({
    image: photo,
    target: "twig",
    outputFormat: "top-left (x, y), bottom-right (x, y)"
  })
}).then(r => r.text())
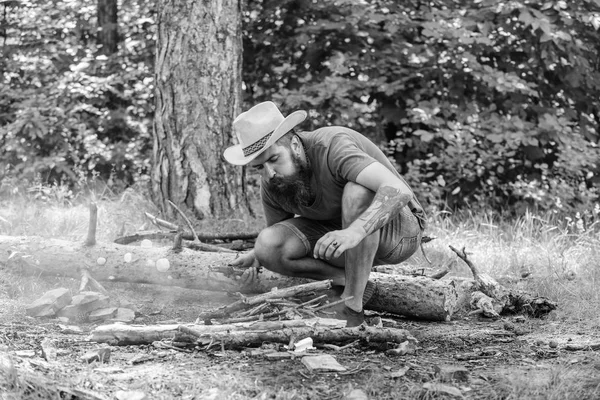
top-left (85, 202), bottom-right (98, 246)
top-left (430, 259), bottom-right (456, 280)
top-left (114, 227), bottom-right (259, 245)
top-left (186, 242), bottom-right (236, 254)
top-left (145, 212), bottom-right (179, 230)
top-left (168, 200), bottom-right (200, 243)
top-left (236, 302), bottom-right (270, 317)
top-left (297, 294), bottom-right (328, 308)
top-left (311, 296), bottom-right (354, 312)
top-left (449, 245), bottom-right (479, 279)
top-left (243, 280), bottom-right (332, 306)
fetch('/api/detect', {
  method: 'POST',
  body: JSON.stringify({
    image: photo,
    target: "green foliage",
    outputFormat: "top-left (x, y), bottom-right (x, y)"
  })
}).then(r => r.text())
top-left (0, 0), bottom-right (155, 188)
top-left (243, 0), bottom-right (600, 214)
top-left (2, 0), bottom-right (599, 215)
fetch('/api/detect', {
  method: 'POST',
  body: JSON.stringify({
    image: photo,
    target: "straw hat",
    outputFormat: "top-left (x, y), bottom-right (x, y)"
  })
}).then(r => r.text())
top-left (223, 101), bottom-right (307, 165)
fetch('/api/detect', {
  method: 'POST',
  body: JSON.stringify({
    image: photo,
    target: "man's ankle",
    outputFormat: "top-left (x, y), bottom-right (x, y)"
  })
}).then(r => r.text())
top-left (344, 298), bottom-right (363, 313)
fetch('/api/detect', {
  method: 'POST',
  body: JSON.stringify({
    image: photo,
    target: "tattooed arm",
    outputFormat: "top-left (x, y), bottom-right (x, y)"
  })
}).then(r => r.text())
top-left (348, 163), bottom-right (413, 237)
top-left (351, 186), bottom-right (412, 236)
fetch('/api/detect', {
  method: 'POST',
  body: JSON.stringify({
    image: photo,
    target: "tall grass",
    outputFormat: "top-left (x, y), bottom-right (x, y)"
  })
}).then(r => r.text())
top-left (1, 179), bottom-right (599, 323)
top-left (419, 206), bottom-right (600, 327)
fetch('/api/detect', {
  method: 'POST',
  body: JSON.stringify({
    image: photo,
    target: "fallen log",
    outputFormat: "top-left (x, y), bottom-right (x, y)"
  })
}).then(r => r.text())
top-left (89, 318), bottom-right (415, 348)
top-left (0, 234), bottom-right (457, 321)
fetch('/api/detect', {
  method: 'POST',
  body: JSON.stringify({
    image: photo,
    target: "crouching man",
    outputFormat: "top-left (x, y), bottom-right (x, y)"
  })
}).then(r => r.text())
top-left (223, 102), bottom-right (426, 326)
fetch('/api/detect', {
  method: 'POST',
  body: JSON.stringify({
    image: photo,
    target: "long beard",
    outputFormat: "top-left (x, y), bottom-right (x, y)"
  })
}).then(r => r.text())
top-left (265, 155), bottom-right (315, 211)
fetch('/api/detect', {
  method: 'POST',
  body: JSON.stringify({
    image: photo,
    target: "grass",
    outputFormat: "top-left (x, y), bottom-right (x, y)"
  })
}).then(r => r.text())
top-left (1, 180), bottom-right (600, 399)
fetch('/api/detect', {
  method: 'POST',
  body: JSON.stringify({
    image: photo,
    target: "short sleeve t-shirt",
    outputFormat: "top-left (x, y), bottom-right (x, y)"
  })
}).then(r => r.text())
top-left (261, 126), bottom-right (423, 225)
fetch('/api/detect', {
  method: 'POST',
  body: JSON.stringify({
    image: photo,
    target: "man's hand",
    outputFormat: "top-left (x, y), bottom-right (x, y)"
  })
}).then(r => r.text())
top-left (313, 227), bottom-right (366, 261)
top-left (229, 251), bottom-right (261, 287)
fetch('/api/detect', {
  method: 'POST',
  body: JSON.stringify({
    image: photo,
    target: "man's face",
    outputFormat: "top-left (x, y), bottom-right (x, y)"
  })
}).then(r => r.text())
top-left (249, 141), bottom-right (314, 209)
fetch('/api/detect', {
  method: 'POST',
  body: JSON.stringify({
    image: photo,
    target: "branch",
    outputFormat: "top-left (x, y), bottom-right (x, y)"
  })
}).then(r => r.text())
top-left (144, 212), bottom-right (179, 230)
top-left (168, 200), bottom-right (200, 243)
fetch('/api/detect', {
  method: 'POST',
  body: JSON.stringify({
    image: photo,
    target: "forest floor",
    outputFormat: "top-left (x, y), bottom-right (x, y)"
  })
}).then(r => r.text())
top-left (1, 190), bottom-right (599, 399)
top-left (1, 264), bottom-right (599, 400)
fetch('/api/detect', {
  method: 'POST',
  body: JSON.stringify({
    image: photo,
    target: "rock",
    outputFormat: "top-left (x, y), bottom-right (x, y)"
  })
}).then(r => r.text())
top-left (40, 338), bottom-right (58, 362)
top-left (118, 299), bottom-right (139, 312)
top-left (89, 307), bottom-right (118, 322)
top-left (301, 354), bottom-right (346, 372)
top-left (385, 340), bottom-right (417, 356)
top-left (112, 308), bottom-right (136, 322)
top-left (549, 340), bottom-right (559, 348)
top-left (82, 348), bottom-right (111, 364)
top-left (434, 364), bottom-right (470, 382)
top-left (265, 352), bottom-right (294, 360)
top-left (57, 292), bottom-right (110, 320)
top-left (389, 366), bottom-right (410, 379)
top-left (422, 382), bottom-right (463, 398)
top-left (115, 390), bottom-right (146, 400)
top-left (25, 288), bottom-right (72, 317)
top-left (343, 388), bottom-right (368, 400)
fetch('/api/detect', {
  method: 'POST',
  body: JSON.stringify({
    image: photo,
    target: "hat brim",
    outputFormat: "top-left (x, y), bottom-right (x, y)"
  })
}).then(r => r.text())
top-left (224, 110), bottom-right (307, 166)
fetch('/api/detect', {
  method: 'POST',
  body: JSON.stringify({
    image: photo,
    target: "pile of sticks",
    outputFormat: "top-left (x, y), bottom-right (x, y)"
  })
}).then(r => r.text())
top-left (197, 280), bottom-right (344, 324)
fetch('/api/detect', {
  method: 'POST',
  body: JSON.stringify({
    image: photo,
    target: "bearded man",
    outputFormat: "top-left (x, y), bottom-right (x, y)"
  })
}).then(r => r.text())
top-left (224, 102), bottom-right (426, 326)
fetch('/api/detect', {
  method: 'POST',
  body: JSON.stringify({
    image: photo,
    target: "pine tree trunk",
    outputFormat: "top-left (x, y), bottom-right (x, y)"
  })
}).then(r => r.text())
top-left (97, 0), bottom-right (118, 54)
top-left (152, 0), bottom-right (250, 220)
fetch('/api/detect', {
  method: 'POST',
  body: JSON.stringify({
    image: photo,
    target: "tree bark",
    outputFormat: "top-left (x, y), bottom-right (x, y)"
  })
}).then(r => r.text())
top-left (152, 0), bottom-right (250, 220)
top-left (0, 235), bottom-right (457, 321)
top-left (89, 319), bottom-right (414, 348)
top-left (97, 0), bottom-right (118, 54)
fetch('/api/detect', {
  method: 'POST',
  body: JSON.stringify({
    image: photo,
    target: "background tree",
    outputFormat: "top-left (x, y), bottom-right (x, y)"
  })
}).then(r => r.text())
top-left (97, 0), bottom-right (119, 55)
top-left (1, 0), bottom-right (598, 219)
top-left (243, 0), bottom-right (600, 214)
top-left (151, 0), bottom-right (250, 219)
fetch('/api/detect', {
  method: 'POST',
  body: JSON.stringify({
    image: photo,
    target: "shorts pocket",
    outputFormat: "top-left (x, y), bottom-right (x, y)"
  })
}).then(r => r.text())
top-left (380, 233), bottom-right (420, 264)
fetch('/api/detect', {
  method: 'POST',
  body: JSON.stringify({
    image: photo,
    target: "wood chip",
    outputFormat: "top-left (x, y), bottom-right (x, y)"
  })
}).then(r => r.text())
top-left (301, 354), bottom-right (346, 372)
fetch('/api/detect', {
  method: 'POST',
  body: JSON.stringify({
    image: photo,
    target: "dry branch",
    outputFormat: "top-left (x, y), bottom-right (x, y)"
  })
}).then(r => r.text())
top-left (89, 318), bottom-right (415, 348)
top-left (449, 245), bottom-right (557, 317)
top-left (243, 280), bottom-right (332, 306)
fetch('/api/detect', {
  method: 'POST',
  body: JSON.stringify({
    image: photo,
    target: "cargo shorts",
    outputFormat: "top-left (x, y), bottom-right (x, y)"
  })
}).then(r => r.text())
top-left (276, 206), bottom-right (424, 265)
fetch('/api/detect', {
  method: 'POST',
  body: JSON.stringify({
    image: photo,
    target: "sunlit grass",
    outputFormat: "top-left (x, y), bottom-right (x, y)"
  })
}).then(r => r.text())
top-left (415, 206), bottom-right (600, 328)
top-left (1, 180), bottom-right (600, 399)
top-left (2, 180), bottom-right (599, 327)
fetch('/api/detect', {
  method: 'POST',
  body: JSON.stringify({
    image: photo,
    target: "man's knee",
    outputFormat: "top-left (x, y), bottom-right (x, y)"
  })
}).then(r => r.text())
top-left (254, 225), bottom-right (298, 275)
top-left (342, 182), bottom-right (374, 223)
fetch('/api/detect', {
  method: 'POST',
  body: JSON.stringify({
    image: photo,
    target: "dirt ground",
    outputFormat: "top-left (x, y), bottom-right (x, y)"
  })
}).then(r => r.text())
top-left (1, 273), bottom-right (600, 400)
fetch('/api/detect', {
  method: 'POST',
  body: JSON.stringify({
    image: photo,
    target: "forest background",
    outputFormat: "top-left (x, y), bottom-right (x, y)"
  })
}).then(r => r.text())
top-left (1, 0), bottom-right (599, 219)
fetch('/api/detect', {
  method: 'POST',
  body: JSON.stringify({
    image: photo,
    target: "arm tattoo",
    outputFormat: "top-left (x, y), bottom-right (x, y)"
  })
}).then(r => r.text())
top-left (356, 186), bottom-right (411, 235)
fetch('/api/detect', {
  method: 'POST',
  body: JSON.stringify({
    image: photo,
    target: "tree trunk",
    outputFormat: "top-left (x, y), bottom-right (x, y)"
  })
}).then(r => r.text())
top-left (97, 0), bottom-right (118, 54)
top-left (0, 235), bottom-right (457, 321)
top-left (152, 0), bottom-right (250, 220)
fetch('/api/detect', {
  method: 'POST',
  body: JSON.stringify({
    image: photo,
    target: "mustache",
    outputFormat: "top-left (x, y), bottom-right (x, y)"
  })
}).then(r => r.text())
top-left (265, 172), bottom-right (314, 208)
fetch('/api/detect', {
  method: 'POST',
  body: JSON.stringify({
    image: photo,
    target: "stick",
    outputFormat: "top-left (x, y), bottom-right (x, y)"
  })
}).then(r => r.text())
top-left (449, 245), bottom-right (478, 278)
top-left (190, 325), bottom-right (416, 348)
top-left (85, 202), bottom-right (98, 246)
top-left (145, 212), bottom-right (179, 230)
top-left (311, 296), bottom-right (353, 312)
top-left (79, 269), bottom-right (109, 296)
top-left (168, 200), bottom-right (200, 243)
top-left (186, 241), bottom-right (236, 254)
top-left (430, 259), bottom-right (456, 280)
top-left (243, 280), bottom-right (332, 306)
